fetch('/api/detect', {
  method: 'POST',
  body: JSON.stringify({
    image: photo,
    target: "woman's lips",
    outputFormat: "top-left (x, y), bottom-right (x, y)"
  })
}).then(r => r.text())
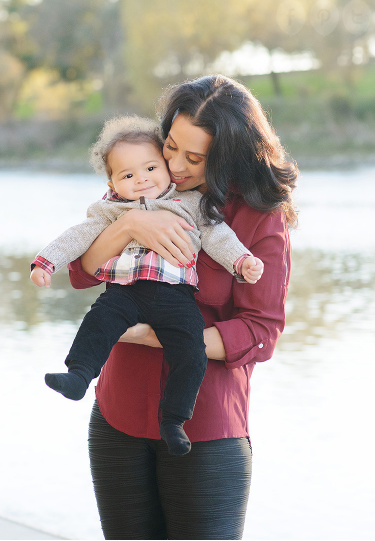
top-left (169, 172), bottom-right (191, 184)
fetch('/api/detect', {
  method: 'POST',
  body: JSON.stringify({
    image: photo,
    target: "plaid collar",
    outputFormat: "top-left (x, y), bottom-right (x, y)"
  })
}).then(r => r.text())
top-left (105, 183), bottom-right (174, 203)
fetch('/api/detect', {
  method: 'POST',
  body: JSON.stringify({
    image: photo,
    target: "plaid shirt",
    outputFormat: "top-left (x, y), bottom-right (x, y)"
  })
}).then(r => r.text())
top-left (32, 187), bottom-right (249, 286)
top-left (32, 248), bottom-right (246, 288)
top-left (90, 187), bottom-right (201, 287)
top-left (31, 255), bottom-right (55, 274)
top-left (95, 247), bottom-right (199, 288)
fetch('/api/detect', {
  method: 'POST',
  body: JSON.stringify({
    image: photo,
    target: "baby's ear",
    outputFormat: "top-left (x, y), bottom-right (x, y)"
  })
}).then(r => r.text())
top-left (107, 179), bottom-right (114, 190)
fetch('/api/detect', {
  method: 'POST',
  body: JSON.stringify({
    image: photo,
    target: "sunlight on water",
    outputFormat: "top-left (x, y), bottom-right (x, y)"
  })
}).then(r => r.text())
top-left (0, 168), bottom-right (374, 539)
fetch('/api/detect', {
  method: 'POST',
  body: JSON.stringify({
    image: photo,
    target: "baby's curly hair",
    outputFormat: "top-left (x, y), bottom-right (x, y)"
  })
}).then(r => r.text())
top-left (89, 115), bottom-right (164, 180)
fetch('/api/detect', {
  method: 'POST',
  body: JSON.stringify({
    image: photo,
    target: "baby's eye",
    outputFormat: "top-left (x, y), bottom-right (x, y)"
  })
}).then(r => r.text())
top-left (124, 173), bottom-right (133, 179)
top-left (147, 166), bottom-right (156, 171)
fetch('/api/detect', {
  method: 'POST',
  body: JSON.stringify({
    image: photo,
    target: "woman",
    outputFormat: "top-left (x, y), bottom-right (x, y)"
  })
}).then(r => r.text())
top-left (69, 74), bottom-right (298, 540)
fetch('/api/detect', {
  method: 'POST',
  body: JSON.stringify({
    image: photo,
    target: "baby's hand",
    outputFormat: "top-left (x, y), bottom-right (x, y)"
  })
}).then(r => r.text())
top-left (241, 256), bottom-right (264, 284)
top-left (30, 266), bottom-right (51, 288)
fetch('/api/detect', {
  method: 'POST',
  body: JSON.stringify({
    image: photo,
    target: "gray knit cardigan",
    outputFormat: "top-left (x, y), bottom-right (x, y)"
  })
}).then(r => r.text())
top-left (36, 184), bottom-right (251, 276)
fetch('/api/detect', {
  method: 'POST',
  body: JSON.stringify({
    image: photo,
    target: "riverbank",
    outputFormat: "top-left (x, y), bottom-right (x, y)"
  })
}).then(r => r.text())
top-left (1, 100), bottom-right (374, 172)
top-left (0, 516), bottom-right (65, 540)
top-left (1, 149), bottom-right (374, 173)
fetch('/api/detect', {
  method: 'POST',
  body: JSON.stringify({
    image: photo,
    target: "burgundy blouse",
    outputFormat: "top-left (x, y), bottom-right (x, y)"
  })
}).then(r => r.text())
top-left (68, 194), bottom-right (291, 442)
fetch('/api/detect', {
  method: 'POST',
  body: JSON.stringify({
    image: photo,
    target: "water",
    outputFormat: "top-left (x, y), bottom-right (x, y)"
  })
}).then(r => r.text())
top-left (0, 168), bottom-right (374, 540)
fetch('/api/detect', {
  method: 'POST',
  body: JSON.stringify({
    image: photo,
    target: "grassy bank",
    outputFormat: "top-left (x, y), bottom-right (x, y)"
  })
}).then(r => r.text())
top-left (247, 67), bottom-right (375, 168)
top-left (1, 68), bottom-right (375, 171)
top-left (266, 94), bottom-right (375, 168)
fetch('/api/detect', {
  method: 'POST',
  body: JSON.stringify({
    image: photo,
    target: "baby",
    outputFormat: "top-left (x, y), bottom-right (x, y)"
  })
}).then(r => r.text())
top-left (31, 115), bottom-right (263, 455)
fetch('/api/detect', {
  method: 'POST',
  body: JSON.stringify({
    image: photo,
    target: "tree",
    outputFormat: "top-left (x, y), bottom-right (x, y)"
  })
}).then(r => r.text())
top-left (0, 49), bottom-right (25, 119)
top-left (250, 0), bottom-right (375, 91)
top-left (1, 0), bottom-right (128, 116)
top-left (121, 0), bottom-right (252, 113)
top-left (121, 0), bottom-right (375, 107)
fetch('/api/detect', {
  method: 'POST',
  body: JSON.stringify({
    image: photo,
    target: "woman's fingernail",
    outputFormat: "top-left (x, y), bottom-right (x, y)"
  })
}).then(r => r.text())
top-left (178, 263), bottom-right (184, 268)
top-left (186, 262), bottom-right (192, 268)
top-left (190, 259), bottom-right (195, 265)
top-left (193, 253), bottom-right (196, 258)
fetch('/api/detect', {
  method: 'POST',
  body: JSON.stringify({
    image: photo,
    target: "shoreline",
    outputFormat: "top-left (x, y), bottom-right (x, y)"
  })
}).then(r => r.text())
top-left (0, 515), bottom-right (66, 540)
top-left (1, 152), bottom-right (375, 173)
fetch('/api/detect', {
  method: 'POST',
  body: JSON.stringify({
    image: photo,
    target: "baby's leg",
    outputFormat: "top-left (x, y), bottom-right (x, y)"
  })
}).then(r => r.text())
top-left (150, 284), bottom-right (207, 455)
top-left (45, 284), bottom-right (140, 400)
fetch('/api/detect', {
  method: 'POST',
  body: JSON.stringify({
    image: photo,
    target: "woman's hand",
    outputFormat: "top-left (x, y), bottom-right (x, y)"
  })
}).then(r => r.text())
top-left (81, 209), bottom-right (195, 276)
top-left (81, 212), bottom-right (133, 275)
top-left (125, 209), bottom-right (195, 267)
top-left (119, 323), bottom-right (162, 348)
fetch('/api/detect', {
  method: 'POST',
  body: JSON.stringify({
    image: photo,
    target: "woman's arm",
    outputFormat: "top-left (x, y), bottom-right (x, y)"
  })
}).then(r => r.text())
top-left (119, 323), bottom-right (226, 361)
top-left (80, 212), bottom-right (133, 275)
top-left (81, 208), bottom-right (195, 276)
top-left (116, 209), bottom-right (288, 364)
top-left (203, 327), bottom-right (226, 360)
top-left (213, 210), bottom-right (291, 369)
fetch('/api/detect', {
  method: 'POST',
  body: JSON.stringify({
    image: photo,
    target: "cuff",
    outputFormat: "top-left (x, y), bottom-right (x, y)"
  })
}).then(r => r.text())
top-left (31, 256), bottom-right (54, 274)
top-left (233, 254), bottom-right (251, 283)
top-left (214, 318), bottom-right (271, 369)
top-left (67, 257), bottom-right (103, 289)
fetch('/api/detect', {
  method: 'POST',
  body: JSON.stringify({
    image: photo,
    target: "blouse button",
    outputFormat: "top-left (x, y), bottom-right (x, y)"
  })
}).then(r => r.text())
top-left (258, 343), bottom-right (264, 348)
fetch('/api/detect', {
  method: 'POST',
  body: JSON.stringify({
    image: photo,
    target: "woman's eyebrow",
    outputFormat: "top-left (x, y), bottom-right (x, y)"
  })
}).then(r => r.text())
top-left (168, 133), bottom-right (207, 157)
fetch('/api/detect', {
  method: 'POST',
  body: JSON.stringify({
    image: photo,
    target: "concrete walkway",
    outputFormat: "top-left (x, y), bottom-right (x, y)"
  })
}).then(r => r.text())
top-left (0, 516), bottom-right (65, 540)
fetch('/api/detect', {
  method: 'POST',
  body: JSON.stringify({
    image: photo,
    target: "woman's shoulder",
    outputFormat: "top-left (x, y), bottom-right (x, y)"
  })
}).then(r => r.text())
top-left (225, 195), bottom-right (287, 230)
top-left (223, 196), bottom-right (288, 251)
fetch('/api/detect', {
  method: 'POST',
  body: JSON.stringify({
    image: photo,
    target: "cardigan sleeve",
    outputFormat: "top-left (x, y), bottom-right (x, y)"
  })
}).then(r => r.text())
top-left (198, 218), bottom-right (252, 276)
top-left (35, 200), bottom-right (117, 273)
top-left (213, 210), bottom-right (291, 370)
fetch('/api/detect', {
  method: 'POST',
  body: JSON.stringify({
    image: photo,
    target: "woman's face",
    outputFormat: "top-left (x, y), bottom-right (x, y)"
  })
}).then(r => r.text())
top-left (163, 114), bottom-right (212, 192)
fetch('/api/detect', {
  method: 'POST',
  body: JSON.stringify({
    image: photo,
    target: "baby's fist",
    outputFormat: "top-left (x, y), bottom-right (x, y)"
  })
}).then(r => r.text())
top-left (30, 266), bottom-right (51, 288)
top-left (241, 256), bottom-right (264, 284)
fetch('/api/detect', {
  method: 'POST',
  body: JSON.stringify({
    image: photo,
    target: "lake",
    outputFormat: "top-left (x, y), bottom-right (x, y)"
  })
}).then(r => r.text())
top-left (0, 167), bottom-right (374, 540)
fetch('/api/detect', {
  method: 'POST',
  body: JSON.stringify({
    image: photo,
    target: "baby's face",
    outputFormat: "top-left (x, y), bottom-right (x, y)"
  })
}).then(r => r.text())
top-left (107, 142), bottom-right (171, 200)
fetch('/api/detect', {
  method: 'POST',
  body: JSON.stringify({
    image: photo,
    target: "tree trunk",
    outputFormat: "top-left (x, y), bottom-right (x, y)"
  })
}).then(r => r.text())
top-left (270, 70), bottom-right (282, 97)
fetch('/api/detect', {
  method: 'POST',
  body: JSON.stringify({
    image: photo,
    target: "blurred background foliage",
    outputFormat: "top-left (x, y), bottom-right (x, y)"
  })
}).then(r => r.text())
top-left (0, 0), bottom-right (374, 167)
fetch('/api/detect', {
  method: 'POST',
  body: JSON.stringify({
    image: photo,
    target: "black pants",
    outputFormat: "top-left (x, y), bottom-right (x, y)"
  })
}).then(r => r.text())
top-left (88, 401), bottom-right (252, 540)
top-left (66, 280), bottom-right (207, 419)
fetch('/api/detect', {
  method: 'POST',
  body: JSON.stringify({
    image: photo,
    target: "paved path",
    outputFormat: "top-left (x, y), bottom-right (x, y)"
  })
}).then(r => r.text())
top-left (0, 516), bottom-right (65, 540)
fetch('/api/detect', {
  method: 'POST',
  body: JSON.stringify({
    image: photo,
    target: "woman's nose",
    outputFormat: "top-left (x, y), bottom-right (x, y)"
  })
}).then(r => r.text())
top-left (168, 154), bottom-right (185, 173)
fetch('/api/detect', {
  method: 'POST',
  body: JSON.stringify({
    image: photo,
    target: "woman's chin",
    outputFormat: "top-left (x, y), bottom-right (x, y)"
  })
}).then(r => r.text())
top-left (175, 182), bottom-right (194, 192)
top-left (175, 183), bottom-right (207, 193)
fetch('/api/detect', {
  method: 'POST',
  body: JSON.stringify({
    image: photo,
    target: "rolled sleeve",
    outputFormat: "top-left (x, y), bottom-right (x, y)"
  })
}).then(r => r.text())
top-left (31, 256), bottom-right (54, 274)
top-left (68, 257), bottom-right (102, 289)
top-left (214, 318), bottom-right (275, 369)
top-left (209, 209), bottom-right (291, 370)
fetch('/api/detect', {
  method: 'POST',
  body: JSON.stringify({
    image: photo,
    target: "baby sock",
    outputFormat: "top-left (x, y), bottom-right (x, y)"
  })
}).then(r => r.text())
top-left (45, 361), bottom-right (93, 401)
top-left (159, 415), bottom-right (191, 456)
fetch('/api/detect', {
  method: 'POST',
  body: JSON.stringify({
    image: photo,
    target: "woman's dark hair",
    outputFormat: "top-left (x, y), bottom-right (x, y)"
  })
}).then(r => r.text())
top-left (158, 74), bottom-right (298, 227)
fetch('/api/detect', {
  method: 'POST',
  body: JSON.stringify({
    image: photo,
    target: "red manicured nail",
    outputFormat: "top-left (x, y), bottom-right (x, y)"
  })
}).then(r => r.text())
top-left (178, 263), bottom-right (183, 268)
top-left (186, 263), bottom-right (192, 268)
top-left (193, 253), bottom-right (196, 258)
top-left (190, 259), bottom-right (195, 265)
